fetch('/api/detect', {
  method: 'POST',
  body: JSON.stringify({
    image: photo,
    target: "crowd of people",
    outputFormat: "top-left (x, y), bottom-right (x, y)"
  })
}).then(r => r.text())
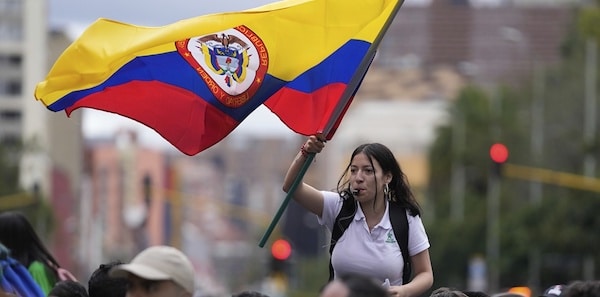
top-left (1, 136), bottom-right (599, 297)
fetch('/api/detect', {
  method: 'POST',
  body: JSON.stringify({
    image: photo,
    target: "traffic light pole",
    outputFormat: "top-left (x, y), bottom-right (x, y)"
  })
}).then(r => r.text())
top-left (487, 86), bottom-right (503, 293)
top-left (486, 167), bottom-right (501, 293)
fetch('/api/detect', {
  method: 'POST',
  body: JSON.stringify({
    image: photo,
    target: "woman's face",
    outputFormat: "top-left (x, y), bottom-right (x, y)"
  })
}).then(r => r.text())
top-left (349, 152), bottom-right (391, 203)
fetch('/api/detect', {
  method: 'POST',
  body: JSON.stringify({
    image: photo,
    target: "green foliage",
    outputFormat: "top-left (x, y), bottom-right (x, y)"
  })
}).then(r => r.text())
top-left (426, 4), bottom-right (600, 292)
top-left (0, 144), bottom-right (20, 196)
top-left (0, 142), bottom-right (55, 237)
top-left (578, 6), bottom-right (600, 40)
top-left (289, 255), bottom-right (330, 297)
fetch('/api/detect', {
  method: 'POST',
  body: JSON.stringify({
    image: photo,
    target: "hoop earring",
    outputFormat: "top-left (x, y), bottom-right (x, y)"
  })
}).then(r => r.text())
top-left (383, 183), bottom-right (390, 201)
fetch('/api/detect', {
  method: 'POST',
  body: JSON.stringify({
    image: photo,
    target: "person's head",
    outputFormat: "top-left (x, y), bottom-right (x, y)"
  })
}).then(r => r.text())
top-left (88, 261), bottom-right (127, 297)
top-left (109, 246), bottom-right (195, 297)
top-left (338, 143), bottom-right (420, 213)
top-left (48, 280), bottom-right (89, 297)
top-left (539, 285), bottom-right (565, 297)
top-left (0, 211), bottom-right (60, 268)
top-left (462, 291), bottom-right (490, 297)
top-left (320, 273), bottom-right (388, 297)
top-left (430, 287), bottom-right (469, 297)
top-left (232, 291), bottom-right (270, 297)
top-left (560, 280), bottom-right (600, 297)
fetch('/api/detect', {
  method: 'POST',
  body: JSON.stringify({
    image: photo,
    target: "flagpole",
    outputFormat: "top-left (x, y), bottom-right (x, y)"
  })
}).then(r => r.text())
top-left (259, 0), bottom-right (406, 248)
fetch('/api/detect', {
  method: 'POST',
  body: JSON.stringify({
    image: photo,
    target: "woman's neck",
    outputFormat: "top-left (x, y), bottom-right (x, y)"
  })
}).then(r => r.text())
top-left (359, 199), bottom-right (386, 227)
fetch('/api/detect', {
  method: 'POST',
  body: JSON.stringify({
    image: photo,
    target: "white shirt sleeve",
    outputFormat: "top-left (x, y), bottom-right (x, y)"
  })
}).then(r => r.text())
top-left (407, 212), bottom-right (430, 256)
top-left (317, 190), bottom-right (343, 231)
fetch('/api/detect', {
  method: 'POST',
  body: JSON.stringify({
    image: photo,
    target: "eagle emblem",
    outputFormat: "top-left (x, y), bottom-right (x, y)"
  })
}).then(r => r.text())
top-left (197, 33), bottom-right (249, 87)
top-left (176, 26), bottom-right (268, 108)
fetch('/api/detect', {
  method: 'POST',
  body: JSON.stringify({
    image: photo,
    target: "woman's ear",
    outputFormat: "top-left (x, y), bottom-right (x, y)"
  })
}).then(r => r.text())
top-left (384, 172), bottom-right (393, 184)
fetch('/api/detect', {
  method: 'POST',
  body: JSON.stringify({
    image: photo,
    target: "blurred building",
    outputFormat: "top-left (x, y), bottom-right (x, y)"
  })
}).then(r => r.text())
top-left (168, 137), bottom-right (299, 292)
top-left (377, 1), bottom-right (573, 88)
top-left (0, 0), bottom-right (83, 271)
top-left (81, 130), bottom-right (261, 293)
top-left (80, 130), bottom-right (166, 272)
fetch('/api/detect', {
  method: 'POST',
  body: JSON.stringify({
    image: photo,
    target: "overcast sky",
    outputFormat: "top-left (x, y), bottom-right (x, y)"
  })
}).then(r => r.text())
top-left (49, 0), bottom-right (282, 27)
top-left (48, 0), bottom-right (434, 27)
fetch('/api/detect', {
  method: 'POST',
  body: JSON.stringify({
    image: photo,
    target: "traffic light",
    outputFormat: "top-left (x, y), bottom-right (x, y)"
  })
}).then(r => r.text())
top-left (267, 239), bottom-right (292, 294)
top-left (490, 143), bottom-right (508, 164)
top-left (269, 239), bottom-right (291, 275)
top-left (489, 143), bottom-right (508, 177)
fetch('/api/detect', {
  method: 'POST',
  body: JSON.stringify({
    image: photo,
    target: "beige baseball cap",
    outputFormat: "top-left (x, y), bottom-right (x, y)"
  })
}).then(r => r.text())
top-left (110, 245), bottom-right (195, 294)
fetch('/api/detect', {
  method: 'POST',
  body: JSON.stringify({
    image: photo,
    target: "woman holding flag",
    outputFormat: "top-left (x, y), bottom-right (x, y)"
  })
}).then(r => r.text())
top-left (283, 135), bottom-right (433, 297)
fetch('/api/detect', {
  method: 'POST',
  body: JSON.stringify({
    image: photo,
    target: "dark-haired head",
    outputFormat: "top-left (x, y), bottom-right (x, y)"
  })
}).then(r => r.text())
top-left (232, 291), bottom-right (270, 297)
top-left (430, 287), bottom-right (469, 297)
top-left (337, 143), bottom-right (421, 215)
top-left (48, 280), bottom-right (88, 297)
top-left (88, 261), bottom-right (127, 297)
top-left (320, 273), bottom-right (388, 297)
top-left (561, 280), bottom-right (600, 297)
top-left (0, 211), bottom-right (60, 269)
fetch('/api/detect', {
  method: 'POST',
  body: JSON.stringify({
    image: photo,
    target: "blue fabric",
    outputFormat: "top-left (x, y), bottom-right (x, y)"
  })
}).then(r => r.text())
top-left (0, 258), bottom-right (45, 297)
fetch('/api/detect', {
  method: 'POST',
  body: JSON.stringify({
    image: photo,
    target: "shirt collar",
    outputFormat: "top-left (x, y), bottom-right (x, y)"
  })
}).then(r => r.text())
top-left (354, 200), bottom-right (392, 229)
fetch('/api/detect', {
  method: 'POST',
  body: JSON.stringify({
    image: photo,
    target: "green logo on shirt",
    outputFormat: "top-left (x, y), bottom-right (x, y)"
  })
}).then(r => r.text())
top-left (385, 231), bottom-right (396, 243)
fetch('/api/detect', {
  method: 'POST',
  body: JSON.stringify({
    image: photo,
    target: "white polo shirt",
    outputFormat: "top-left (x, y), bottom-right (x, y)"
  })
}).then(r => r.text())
top-left (318, 191), bottom-right (430, 286)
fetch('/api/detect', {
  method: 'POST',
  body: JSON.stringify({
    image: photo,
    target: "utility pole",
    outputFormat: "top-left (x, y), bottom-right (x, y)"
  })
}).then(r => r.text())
top-left (451, 109), bottom-right (466, 222)
top-left (528, 61), bottom-right (545, 291)
top-left (583, 38), bottom-right (597, 178)
top-left (530, 61), bottom-right (545, 205)
top-left (583, 37), bottom-right (597, 281)
top-left (486, 88), bottom-right (501, 293)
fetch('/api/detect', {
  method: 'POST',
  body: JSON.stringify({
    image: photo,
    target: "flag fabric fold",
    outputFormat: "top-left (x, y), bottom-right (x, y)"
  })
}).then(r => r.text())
top-left (35, 0), bottom-right (402, 155)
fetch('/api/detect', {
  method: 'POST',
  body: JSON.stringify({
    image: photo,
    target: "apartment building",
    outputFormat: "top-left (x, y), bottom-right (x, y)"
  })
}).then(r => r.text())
top-left (0, 0), bottom-right (82, 270)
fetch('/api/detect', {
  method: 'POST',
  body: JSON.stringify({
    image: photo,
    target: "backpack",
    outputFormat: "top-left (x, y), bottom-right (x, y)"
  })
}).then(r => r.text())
top-left (328, 194), bottom-right (411, 284)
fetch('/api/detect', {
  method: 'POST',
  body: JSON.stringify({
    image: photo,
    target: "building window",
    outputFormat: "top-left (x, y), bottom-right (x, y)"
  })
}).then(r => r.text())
top-left (0, 134), bottom-right (20, 148)
top-left (0, 80), bottom-right (21, 96)
top-left (0, 110), bottom-right (21, 121)
top-left (6, 80), bottom-right (20, 95)
top-left (0, 22), bottom-right (23, 41)
top-left (0, 0), bottom-right (22, 13)
top-left (0, 54), bottom-right (21, 67)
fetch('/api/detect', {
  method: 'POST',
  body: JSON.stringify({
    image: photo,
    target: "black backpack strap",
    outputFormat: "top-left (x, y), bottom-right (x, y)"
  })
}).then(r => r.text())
top-left (389, 202), bottom-right (411, 284)
top-left (328, 193), bottom-right (356, 281)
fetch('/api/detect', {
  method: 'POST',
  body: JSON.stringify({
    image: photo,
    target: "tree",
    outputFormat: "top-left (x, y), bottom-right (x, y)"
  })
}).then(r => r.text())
top-left (426, 3), bottom-right (600, 292)
top-left (0, 142), bottom-right (20, 196)
top-left (0, 142), bottom-right (54, 234)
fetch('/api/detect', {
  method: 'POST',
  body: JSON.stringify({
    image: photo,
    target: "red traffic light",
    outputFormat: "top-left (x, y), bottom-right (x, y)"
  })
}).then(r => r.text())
top-left (490, 143), bottom-right (509, 164)
top-left (271, 239), bottom-right (292, 260)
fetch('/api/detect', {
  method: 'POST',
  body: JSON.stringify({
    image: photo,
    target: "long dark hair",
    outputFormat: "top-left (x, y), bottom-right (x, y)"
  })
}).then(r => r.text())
top-left (0, 211), bottom-right (60, 272)
top-left (336, 143), bottom-right (421, 216)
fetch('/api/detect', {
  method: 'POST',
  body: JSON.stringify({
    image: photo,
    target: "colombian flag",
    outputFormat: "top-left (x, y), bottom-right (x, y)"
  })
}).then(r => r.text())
top-left (35, 0), bottom-right (403, 155)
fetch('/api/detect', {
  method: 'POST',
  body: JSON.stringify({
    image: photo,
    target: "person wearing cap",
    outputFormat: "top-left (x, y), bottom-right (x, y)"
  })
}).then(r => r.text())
top-left (110, 245), bottom-right (195, 297)
top-left (540, 285), bottom-right (565, 297)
